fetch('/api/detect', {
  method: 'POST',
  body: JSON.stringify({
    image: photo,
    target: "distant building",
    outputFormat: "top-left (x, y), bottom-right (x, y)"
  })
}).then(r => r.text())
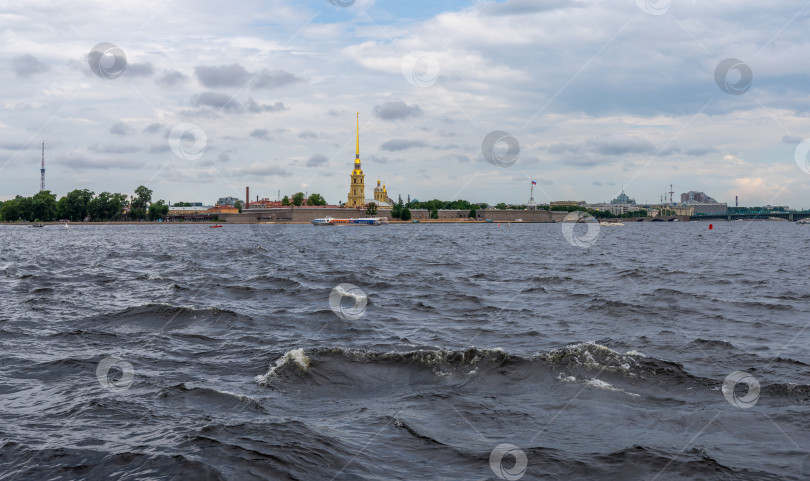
top-left (550, 201), bottom-right (586, 207)
top-left (681, 191), bottom-right (718, 204)
top-left (217, 196), bottom-right (240, 206)
top-left (590, 203), bottom-right (641, 215)
top-left (690, 203), bottom-right (727, 215)
top-left (610, 190), bottom-right (636, 205)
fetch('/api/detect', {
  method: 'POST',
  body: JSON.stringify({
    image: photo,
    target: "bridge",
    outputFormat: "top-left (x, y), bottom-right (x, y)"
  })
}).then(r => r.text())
top-left (689, 212), bottom-right (810, 221)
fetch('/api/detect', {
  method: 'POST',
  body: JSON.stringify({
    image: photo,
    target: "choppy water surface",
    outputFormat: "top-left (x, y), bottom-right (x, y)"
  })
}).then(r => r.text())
top-left (0, 222), bottom-right (808, 480)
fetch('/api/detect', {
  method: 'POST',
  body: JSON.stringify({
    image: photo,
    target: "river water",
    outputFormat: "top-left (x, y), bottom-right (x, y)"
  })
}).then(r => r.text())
top-left (0, 222), bottom-right (808, 480)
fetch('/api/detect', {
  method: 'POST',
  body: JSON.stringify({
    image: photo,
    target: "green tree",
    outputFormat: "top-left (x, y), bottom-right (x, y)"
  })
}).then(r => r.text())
top-left (148, 200), bottom-right (169, 221)
top-left (173, 201), bottom-right (192, 207)
top-left (31, 190), bottom-right (57, 221)
top-left (391, 197), bottom-right (404, 219)
top-left (365, 202), bottom-right (378, 216)
top-left (291, 192), bottom-right (305, 206)
top-left (0, 197), bottom-right (23, 221)
top-left (401, 205), bottom-right (411, 221)
top-left (57, 189), bottom-right (94, 221)
top-left (131, 186), bottom-right (152, 219)
top-left (281, 195), bottom-right (290, 206)
top-left (495, 202), bottom-right (508, 210)
top-left (430, 207), bottom-right (438, 219)
top-left (307, 193), bottom-right (327, 206)
top-left (234, 200), bottom-right (243, 213)
top-left (468, 206), bottom-right (477, 219)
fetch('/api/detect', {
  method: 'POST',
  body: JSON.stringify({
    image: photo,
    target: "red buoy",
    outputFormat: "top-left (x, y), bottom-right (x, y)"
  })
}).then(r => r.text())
top-left (709, 224), bottom-right (713, 230)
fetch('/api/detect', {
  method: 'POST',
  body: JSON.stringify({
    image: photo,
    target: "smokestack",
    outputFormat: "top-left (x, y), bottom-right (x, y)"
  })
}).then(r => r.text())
top-left (735, 195), bottom-right (738, 207)
top-left (246, 186), bottom-right (249, 210)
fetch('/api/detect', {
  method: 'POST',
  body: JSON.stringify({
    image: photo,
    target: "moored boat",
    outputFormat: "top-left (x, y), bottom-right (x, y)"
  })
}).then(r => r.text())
top-left (312, 217), bottom-right (382, 226)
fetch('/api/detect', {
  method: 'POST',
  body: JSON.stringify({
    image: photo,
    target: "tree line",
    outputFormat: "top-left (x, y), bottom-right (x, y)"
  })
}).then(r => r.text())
top-left (0, 185), bottom-right (169, 222)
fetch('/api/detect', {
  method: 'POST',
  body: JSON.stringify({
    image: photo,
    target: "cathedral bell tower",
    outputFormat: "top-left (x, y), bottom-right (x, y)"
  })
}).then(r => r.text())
top-left (347, 112), bottom-right (365, 207)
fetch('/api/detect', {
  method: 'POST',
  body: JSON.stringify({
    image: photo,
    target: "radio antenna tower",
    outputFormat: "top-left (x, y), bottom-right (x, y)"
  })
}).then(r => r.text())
top-left (40, 141), bottom-right (45, 192)
top-left (668, 184), bottom-right (674, 204)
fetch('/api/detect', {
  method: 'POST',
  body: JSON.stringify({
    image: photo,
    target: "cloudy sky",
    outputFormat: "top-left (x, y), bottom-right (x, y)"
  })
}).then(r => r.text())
top-left (2, 0), bottom-right (810, 207)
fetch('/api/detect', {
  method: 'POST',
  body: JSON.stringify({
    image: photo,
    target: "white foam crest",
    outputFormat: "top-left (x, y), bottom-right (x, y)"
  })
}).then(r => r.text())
top-left (255, 348), bottom-right (311, 386)
top-left (558, 373), bottom-right (640, 397)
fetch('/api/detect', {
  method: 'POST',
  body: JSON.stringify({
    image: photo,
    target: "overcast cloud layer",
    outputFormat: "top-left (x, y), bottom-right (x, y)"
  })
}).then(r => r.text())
top-left (2, 0), bottom-right (810, 207)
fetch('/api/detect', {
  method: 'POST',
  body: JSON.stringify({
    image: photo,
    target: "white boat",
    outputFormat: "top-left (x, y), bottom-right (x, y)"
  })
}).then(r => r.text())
top-left (312, 217), bottom-right (382, 226)
top-left (600, 221), bottom-right (624, 226)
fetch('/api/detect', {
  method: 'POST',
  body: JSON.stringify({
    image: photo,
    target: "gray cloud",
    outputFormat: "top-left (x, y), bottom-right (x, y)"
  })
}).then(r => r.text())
top-left (195, 63), bottom-right (250, 88)
top-left (156, 70), bottom-right (186, 87)
top-left (126, 62), bottom-right (154, 77)
top-left (250, 129), bottom-right (272, 140)
top-left (190, 92), bottom-right (286, 114)
top-left (109, 122), bottom-right (135, 135)
top-left (684, 146), bottom-right (718, 156)
top-left (549, 134), bottom-right (657, 157)
top-left (88, 144), bottom-right (141, 154)
top-left (373, 101), bottom-right (423, 121)
top-left (306, 153), bottom-right (328, 167)
top-left (380, 139), bottom-right (427, 151)
top-left (59, 154), bottom-right (141, 170)
top-left (218, 152), bottom-right (231, 162)
top-left (252, 69), bottom-right (302, 89)
top-left (585, 134), bottom-right (656, 156)
top-left (13, 54), bottom-right (49, 78)
top-left (240, 164), bottom-right (292, 177)
top-left (298, 130), bottom-right (317, 139)
top-left (244, 98), bottom-right (287, 113)
top-left (143, 122), bottom-right (164, 134)
top-left (147, 144), bottom-right (170, 154)
top-left (0, 141), bottom-right (31, 150)
top-left (782, 135), bottom-right (802, 145)
top-left (485, 0), bottom-right (571, 16)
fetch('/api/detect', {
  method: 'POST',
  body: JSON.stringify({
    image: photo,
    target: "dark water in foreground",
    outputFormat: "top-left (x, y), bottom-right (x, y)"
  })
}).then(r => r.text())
top-left (0, 222), bottom-right (808, 480)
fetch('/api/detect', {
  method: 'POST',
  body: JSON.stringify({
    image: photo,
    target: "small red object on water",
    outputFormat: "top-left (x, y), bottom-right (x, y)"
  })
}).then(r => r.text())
top-left (709, 224), bottom-right (713, 230)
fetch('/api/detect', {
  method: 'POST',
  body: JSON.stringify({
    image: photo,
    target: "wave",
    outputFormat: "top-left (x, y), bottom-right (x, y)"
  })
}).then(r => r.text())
top-left (254, 343), bottom-right (810, 405)
top-left (81, 303), bottom-right (252, 331)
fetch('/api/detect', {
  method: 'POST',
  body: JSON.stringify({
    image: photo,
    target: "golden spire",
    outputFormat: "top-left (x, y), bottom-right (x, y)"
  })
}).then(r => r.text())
top-left (355, 112), bottom-right (360, 160)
